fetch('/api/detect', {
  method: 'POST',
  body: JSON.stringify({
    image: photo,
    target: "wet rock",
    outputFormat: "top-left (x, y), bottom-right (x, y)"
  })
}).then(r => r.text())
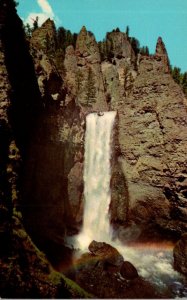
top-left (120, 261), bottom-right (139, 279)
top-left (88, 240), bottom-right (124, 267)
top-left (174, 233), bottom-right (187, 275)
top-left (68, 161), bottom-right (84, 225)
top-left (75, 241), bottom-right (161, 298)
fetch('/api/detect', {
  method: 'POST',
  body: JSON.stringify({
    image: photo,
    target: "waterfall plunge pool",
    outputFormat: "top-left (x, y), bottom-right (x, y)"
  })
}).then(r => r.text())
top-left (65, 111), bottom-right (187, 298)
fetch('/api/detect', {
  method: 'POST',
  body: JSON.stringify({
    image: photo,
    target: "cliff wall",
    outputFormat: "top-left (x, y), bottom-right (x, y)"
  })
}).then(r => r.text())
top-left (0, 1), bottom-right (91, 297)
top-left (21, 19), bottom-right (187, 246)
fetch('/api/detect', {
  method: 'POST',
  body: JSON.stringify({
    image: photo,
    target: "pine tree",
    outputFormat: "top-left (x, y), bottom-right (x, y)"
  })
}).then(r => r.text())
top-left (140, 46), bottom-right (149, 56)
top-left (33, 16), bottom-right (39, 31)
top-left (172, 67), bottom-right (182, 85)
top-left (182, 72), bottom-right (187, 96)
top-left (13, 0), bottom-right (19, 7)
top-left (76, 69), bottom-right (84, 94)
top-left (86, 67), bottom-right (96, 106)
top-left (129, 37), bottom-right (140, 55)
top-left (126, 26), bottom-right (129, 38)
top-left (56, 27), bottom-right (77, 53)
top-left (23, 23), bottom-right (32, 37)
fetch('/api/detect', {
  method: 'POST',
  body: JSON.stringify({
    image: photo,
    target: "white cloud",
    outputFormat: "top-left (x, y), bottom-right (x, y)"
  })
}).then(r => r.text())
top-left (37, 0), bottom-right (54, 17)
top-left (24, 0), bottom-right (56, 27)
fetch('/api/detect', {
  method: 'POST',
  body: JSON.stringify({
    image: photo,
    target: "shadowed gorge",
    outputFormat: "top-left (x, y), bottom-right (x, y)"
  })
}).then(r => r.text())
top-left (1, 0), bottom-right (42, 152)
top-left (0, 0), bottom-right (187, 298)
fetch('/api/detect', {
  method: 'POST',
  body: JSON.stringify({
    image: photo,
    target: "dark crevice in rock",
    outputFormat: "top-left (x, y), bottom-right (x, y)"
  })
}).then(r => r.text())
top-left (0, 2), bottom-right (92, 298)
top-left (2, 1), bottom-right (42, 156)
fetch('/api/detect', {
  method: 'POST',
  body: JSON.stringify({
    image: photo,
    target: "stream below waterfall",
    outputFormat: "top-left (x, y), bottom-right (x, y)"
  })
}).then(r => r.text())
top-left (117, 243), bottom-right (187, 298)
top-left (66, 112), bottom-right (187, 298)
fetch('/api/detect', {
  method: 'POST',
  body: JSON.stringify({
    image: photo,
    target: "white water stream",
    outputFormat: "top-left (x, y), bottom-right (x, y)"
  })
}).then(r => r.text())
top-left (74, 111), bottom-right (116, 250)
top-left (71, 111), bottom-right (186, 298)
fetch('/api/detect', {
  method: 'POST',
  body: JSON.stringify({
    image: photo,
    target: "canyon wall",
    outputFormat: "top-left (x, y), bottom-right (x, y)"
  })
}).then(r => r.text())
top-left (0, 1), bottom-right (187, 294)
top-left (0, 1), bottom-right (91, 297)
top-left (24, 19), bottom-right (187, 245)
top-left (1, 0), bottom-right (187, 272)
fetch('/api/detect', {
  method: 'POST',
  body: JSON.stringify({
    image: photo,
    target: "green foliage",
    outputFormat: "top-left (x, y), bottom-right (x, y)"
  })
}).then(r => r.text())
top-left (98, 26), bottom-right (149, 61)
top-left (13, 0), bottom-right (19, 7)
top-left (13, 207), bottom-right (22, 220)
top-left (49, 271), bottom-right (92, 298)
top-left (23, 23), bottom-right (32, 37)
top-left (171, 66), bottom-right (187, 96)
top-left (127, 26), bottom-right (149, 56)
top-left (98, 33), bottom-right (114, 61)
top-left (182, 72), bottom-right (187, 95)
top-left (23, 17), bottom-right (39, 38)
top-left (129, 37), bottom-right (140, 55)
top-left (23, 21), bottom-right (78, 62)
top-left (33, 16), bottom-right (39, 31)
top-left (76, 69), bottom-right (84, 93)
top-left (111, 28), bottom-right (121, 33)
top-left (126, 25), bottom-right (129, 37)
top-left (171, 66), bottom-right (182, 84)
top-left (86, 67), bottom-right (96, 106)
top-left (56, 27), bottom-right (77, 53)
top-left (62, 274), bottom-right (93, 298)
top-left (140, 46), bottom-right (149, 56)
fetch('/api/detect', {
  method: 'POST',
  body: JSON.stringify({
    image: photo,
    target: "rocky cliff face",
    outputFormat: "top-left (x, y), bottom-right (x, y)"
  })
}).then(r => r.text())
top-left (64, 26), bottom-right (107, 111)
top-left (20, 18), bottom-right (187, 249)
top-left (116, 38), bottom-right (187, 240)
top-left (21, 23), bottom-right (86, 252)
top-left (174, 233), bottom-right (187, 275)
top-left (0, 1), bottom-right (187, 294)
top-left (0, 1), bottom-right (91, 297)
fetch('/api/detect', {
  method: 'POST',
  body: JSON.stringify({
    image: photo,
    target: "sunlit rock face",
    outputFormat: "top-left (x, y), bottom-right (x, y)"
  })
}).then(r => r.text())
top-left (22, 19), bottom-right (187, 250)
top-left (97, 33), bottom-right (187, 240)
top-left (65, 26), bottom-right (108, 111)
top-left (2, 1), bottom-right (187, 298)
top-left (116, 42), bottom-right (187, 240)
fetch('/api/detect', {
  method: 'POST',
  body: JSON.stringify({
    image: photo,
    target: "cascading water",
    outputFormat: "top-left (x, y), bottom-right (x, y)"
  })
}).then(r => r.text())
top-left (75, 111), bottom-right (116, 250)
top-left (71, 111), bottom-right (186, 298)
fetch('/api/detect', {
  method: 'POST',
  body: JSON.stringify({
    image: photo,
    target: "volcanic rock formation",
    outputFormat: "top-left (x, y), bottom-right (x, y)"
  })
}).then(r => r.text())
top-left (24, 19), bottom-right (187, 245)
top-left (0, 0), bottom-right (187, 297)
top-left (0, 1), bottom-right (91, 298)
top-left (74, 240), bottom-right (162, 298)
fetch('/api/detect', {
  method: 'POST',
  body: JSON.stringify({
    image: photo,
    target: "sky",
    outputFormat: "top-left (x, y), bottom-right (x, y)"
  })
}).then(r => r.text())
top-left (17, 0), bottom-right (187, 72)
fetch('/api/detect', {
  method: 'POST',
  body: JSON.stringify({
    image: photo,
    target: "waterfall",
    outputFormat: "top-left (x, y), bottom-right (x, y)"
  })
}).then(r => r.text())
top-left (70, 111), bottom-right (186, 297)
top-left (75, 111), bottom-right (116, 250)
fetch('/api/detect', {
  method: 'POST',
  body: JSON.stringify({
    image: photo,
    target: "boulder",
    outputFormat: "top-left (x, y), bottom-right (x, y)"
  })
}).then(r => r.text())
top-left (120, 261), bottom-right (139, 279)
top-left (174, 233), bottom-right (187, 275)
top-left (88, 240), bottom-right (124, 267)
top-left (74, 241), bottom-right (162, 298)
